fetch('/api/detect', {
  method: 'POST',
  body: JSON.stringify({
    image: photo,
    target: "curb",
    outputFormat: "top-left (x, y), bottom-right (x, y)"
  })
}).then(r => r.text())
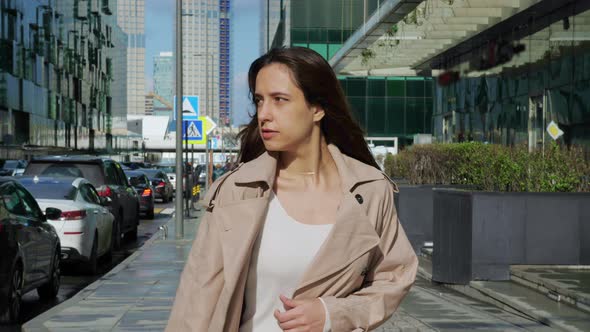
top-left (510, 268), bottom-right (590, 314)
top-left (416, 256), bottom-right (582, 332)
top-left (22, 214), bottom-right (188, 331)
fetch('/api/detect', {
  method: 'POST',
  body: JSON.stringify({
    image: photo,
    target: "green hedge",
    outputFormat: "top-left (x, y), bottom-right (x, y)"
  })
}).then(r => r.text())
top-left (384, 142), bottom-right (590, 192)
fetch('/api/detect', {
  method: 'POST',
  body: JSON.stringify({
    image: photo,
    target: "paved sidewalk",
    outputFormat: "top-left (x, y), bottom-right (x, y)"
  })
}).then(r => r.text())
top-left (23, 208), bottom-right (569, 332)
top-left (23, 211), bottom-right (201, 332)
top-left (23, 209), bottom-right (434, 331)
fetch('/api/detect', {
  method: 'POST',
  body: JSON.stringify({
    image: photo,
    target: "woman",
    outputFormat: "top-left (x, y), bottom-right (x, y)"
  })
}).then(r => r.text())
top-left (166, 47), bottom-right (418, 332)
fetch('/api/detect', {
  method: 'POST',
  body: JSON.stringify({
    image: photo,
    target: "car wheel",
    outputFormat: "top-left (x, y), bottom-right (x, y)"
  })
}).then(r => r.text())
top-left (112, 217), bottom-right (121, 250)
top-left (0, 263), bottom-right (22, 324)
top-left (147, 207), bottom-right (155, 219)
top-left (84, 233), bottom-right (98, 275)
top-left (37, 249), bottom-right (60, 300)
top-left (104, 231), bottom-right (113, 262)
top-left (124, 208), bottom-right (139, 241)
top-left (125, 223), bottom-right (138, 241)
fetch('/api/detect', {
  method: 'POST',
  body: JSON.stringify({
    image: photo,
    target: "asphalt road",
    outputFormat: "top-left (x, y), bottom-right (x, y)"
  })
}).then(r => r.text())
top-left (6, 199), bottom-right (175, 331)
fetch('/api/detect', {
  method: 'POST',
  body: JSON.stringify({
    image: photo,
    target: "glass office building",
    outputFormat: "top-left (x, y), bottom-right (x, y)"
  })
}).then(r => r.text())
top-left (267, 0), bottom-right (590, 151)
top-left (116, 0), bottom-right (145, 116)
top-left (153, 52), bottom-right (174, 111)
top-left (181, 0), bottom-right (231, 126)
top-left (433, 2), bottom-right (590, 149)
top-left (0, 0), bottom-right (128, 155)
top-left (263, 0), bottom-right (433, 146)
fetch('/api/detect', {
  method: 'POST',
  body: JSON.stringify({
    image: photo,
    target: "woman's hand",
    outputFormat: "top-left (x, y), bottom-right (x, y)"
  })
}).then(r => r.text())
top-left (274, 295), bottom-right (326, 332)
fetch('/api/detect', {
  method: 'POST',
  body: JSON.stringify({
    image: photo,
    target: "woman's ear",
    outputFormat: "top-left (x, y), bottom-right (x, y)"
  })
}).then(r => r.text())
top-left (312, 106), bottom-right (325, 122)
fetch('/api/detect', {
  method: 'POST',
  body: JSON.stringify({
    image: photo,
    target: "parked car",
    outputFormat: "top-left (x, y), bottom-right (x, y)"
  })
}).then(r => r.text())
top-left (18, 177), bottom-right (114, 274)
top-left (0, 177), bottom-right (62, 324)
top-left (0, 160), bottom-right (27, 176)
top-left (125, 171), bottom-right (155, 219)
top-left (121, 162), bottom-right (153, 170)
top-left (23, 156), bottom-right (140, 250)
top-left (139, 169), bottom-right (174, 203)
top-left (154, 163), bottom-right (177, 191)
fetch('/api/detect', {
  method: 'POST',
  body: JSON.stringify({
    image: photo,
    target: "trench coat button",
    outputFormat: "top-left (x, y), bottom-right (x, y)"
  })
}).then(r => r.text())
top-left (355, 194), bottom-right (364, 204)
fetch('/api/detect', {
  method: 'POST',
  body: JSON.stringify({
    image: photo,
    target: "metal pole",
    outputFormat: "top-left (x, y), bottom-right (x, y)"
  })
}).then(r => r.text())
top-left (203, 53), bottom-right (209, 195)
top-left (174, 0), bottom-right (184, 238)
top-left (185, 136), bottom-right (190, 217)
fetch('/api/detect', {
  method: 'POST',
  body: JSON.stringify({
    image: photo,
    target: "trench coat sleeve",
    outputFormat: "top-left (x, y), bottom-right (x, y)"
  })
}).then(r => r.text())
top-left (165, 209), bottom-right (224, 331)
top-left (321, 182), bottom-right (418, 331)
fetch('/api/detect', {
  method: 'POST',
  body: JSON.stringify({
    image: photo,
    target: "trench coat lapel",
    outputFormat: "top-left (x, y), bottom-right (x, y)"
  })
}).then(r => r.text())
top-left (293, 145), bottom-right (384, 296)
top-left (214, 151), bottom-right (278, 296)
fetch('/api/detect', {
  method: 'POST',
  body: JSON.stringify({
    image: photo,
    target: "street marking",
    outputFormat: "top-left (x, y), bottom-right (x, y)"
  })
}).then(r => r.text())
top-left (154, 208), bottom-right (164, 214)
top-left (161, 208), bottom-right (175, 215)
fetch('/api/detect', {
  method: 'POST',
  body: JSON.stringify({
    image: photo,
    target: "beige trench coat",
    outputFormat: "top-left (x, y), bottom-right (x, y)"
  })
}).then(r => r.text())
top-left (166, 145), bottom-right (418, 332)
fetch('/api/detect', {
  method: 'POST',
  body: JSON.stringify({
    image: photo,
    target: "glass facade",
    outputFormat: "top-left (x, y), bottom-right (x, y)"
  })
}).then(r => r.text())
top-left (433, 3), bottom-right (590, 149)
top-left (0, 0), bottom-right (125, 152)
top-left (116, 0), bottom-right (145, 116)
top-left (153, 52), bottom-right (174, 111)
top-left (219, 1), bottom-right (230, 125)
top-left (340, 76), bottom-right (433, 147)
top-left (181, 0), bottom-right (230, 126)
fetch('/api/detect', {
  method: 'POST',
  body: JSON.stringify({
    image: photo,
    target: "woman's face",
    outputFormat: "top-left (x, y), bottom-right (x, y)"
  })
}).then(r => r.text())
top-left (254, 63), bottom-right (324, 152)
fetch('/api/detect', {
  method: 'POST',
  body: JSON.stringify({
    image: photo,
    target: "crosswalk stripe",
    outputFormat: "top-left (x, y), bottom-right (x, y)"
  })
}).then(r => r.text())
top-left (161, 208), bottom-right (175, 215)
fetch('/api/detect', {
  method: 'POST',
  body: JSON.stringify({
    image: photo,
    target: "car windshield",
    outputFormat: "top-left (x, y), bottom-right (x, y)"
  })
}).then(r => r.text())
top-left (155, 166), bottom-right (175, 173)
top-left (140, 169), bottom-right (161, 179)
top-left (21, 182), bottom-right (77, 200)
top-left (1, 160), bottom-right (19, 169)
top-left (128, 175), bottom-right (147, 187)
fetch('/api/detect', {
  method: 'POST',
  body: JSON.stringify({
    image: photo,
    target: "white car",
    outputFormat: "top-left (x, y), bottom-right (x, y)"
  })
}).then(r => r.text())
top-left (18, 176), bottom-right (114, 274)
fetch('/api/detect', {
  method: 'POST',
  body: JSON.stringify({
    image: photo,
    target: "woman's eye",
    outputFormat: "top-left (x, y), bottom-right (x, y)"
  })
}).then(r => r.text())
top-left (274, 97), bottom-right (286, 102)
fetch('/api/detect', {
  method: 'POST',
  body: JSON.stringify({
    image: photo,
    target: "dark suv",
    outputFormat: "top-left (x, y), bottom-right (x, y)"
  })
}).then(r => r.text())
top-left (23, 156), bottom-right (140, 249)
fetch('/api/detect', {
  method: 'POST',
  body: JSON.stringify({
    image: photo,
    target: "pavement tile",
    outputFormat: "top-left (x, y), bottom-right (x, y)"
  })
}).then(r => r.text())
top-left (87, 282), bottom-right (157, 299)
top-left (115, 309), bottom-right (171, 327)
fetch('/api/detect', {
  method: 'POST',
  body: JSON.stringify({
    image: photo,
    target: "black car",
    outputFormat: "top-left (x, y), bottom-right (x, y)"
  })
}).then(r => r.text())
top-left (125, 171), bottom-right (155, 219)
top-left (0, 160), bottom-right (27, 176)
top-left (23, 156), bottom-right (140, 250)
top-left (138, 169), bottom-right (174, 203)
top-left (0, 178), bottom-right (62, 324)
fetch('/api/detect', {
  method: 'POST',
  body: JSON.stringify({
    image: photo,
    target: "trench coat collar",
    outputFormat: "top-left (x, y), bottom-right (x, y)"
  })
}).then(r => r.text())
top-left (233, 144), bottom-right (384, 192)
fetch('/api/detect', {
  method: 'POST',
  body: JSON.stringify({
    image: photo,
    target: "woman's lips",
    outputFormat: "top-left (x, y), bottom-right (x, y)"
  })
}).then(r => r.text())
top-left (261, 129), bottom-right (278, 140)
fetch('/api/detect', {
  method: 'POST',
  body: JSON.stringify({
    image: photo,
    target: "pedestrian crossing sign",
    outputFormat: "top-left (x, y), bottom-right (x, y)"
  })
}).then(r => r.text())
top-left (182, 119), bottom-right (206, 145)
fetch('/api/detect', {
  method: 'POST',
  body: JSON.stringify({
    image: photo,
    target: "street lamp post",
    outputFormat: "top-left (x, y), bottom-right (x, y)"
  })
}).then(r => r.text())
top-left (174, 0), bottom-right (184, 238)
top-left (193, 52), bottom-right (214, 194)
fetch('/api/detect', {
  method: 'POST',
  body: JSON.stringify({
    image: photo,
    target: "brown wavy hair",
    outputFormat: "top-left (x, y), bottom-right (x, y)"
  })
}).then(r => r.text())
top-left (237, 47), bottom-right (379, 169)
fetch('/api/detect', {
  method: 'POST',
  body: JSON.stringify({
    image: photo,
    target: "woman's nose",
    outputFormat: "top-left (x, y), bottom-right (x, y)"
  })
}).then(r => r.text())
top-left (257, 101), bottom-right (272, 121)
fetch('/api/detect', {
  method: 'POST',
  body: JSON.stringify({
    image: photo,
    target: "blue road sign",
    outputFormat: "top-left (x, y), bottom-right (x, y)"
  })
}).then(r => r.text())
top-left (173, 95), bottom-right (199, 120)
top-left (182, 119), bottom-right (204, 144)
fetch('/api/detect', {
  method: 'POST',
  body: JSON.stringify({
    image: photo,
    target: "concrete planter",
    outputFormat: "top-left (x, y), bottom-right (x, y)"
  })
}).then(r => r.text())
top-left (395, 184), bottom-right (473, 253)
top-left (431, 188), bottom-right (590, 284)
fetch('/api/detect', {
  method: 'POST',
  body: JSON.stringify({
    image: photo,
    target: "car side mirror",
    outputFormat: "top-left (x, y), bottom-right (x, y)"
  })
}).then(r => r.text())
top-left (100, 196), bottom-right (112, 206)
top-left (45, 207), bottom-right (62, 220)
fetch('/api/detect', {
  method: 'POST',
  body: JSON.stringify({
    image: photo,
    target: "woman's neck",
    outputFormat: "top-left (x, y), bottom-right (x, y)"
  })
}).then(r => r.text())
top-left (277, 136), bottom-right (335, 184)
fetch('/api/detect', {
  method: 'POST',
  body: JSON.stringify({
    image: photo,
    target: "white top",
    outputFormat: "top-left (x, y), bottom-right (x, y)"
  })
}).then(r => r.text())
top-left (239, 192), bottom-right (333, 332)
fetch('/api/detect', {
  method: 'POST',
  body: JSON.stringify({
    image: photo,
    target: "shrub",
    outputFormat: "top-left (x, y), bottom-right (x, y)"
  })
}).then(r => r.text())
top-left (383, 142), bottom-right (590, 192)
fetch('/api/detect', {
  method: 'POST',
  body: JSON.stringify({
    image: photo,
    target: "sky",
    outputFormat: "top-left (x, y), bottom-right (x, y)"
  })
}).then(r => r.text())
top-left (144, 0), bottom-right (261, 126)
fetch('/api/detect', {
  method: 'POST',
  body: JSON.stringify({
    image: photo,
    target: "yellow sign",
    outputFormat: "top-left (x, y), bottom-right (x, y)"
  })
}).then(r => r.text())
top-left (192, 185), bottom-right (200, 196)
top-left (546, 121), bottom-right (564, 140)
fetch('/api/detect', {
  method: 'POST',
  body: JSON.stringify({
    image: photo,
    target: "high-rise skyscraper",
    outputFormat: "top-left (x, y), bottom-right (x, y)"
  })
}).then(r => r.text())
top-left (117, 0), bottom-right (145, 116)
top-left (260, 0), bottom-right (289, 53)
top-left (153, 52), bottom-right (174, 113)
top-left (181, 0), bottom-right (230, 126)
